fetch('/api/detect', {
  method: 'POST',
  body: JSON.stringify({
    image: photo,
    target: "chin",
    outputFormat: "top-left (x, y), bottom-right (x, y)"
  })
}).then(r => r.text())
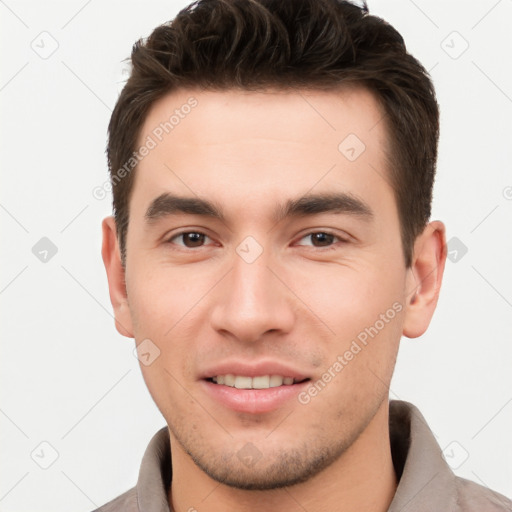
top-left (186, 440), bottom-right (346, 491)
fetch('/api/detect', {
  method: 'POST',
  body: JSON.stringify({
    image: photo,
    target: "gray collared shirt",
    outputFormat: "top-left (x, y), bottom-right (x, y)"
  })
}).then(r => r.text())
top-left (92, 400), bottom-right (512, 511)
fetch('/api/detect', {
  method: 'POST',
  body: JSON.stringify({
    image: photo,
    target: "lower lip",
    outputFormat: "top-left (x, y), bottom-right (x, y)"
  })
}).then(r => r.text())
top-left (201, 379), bottom-right (310, 414)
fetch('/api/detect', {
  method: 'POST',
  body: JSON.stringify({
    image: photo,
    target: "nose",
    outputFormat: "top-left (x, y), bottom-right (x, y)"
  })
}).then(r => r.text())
top-left (209, 248), bottom-right (296, 343)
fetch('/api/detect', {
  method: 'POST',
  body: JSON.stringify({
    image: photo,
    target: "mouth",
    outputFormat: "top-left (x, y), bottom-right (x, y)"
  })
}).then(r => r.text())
top-left (201, 369), bottom-right (311, 413)
top-left (207, 374), bottom-right (310, 389)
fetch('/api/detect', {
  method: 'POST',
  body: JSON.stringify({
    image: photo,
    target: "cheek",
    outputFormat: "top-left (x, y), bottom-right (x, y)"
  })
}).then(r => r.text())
top-left (126, 261), bottom-right (205, 338)
top-left (126, 263), bottom-right (207, 376)
top-left (291, 259), bottom-right (405, 339)
top-left (291, 257), bottom-right (405, 398)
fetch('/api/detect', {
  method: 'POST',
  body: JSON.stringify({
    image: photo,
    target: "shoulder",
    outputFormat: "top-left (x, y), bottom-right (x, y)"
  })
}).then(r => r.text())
top-left (455, 476), bottom-right (512, 511)
top-left (90, 486), bottom-right (139, 512)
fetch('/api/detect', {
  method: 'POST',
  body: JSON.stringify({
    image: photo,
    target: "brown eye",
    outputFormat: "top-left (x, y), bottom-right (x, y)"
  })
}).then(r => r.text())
top-left (296, 232), bottom-right (339, 248)
top-left (170, 232), bottom-right (210, 248)
top-left (310, 233), bottom-right (335, 247)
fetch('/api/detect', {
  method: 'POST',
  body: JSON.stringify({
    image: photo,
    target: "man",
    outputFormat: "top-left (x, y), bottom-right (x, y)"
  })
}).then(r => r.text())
top-left (98, 0), bottom-right (512, 511)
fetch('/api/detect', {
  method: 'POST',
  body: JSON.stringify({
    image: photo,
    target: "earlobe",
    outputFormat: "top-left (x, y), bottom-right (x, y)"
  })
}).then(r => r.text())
top-left (101, 216), bottom-right (134, 338)
top-left (402, 221), bottom-right (447, 338)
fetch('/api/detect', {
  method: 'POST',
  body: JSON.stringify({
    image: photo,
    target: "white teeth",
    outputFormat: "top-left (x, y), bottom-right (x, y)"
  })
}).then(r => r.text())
top-left (252, 375), bottom-right (270, 389)
top-left (224, 374), bottom-right (236, 386)
top-left (269, 375), bottom-right (284, 387)
top-left (211, 374), bottom-right (300, 389)
top-left (234, 376), bottom-right (252, 389)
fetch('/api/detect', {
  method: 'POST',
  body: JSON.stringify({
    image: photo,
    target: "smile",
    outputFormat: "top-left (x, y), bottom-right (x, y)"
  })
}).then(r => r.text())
top-left (210, 374), bottom-right (308, 389)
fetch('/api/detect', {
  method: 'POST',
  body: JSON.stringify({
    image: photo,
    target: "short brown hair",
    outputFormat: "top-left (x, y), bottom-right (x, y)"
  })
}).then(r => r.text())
top-left (107, 0), bottom-right (439, 267)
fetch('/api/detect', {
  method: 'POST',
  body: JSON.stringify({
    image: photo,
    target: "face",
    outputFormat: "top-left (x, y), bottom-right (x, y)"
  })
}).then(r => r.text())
top-left (103, 87), bottom-right (443, 490)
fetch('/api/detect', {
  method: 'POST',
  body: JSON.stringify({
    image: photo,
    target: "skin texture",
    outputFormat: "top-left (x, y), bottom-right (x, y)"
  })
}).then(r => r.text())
top-left (102, 87), bottom-right (447, 512)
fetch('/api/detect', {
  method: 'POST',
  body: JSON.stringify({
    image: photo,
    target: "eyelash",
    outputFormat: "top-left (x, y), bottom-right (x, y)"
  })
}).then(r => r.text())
top-left (165, 230), bottom-right (348, 250)
top-left (295, 231), bottom-right (348, 249)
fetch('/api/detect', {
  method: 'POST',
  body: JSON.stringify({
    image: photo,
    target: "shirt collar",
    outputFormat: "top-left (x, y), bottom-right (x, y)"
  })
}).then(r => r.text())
top-left (136, 399), bottom-right (458, 512)
top-left (387, 400), bottom-right (457, 511)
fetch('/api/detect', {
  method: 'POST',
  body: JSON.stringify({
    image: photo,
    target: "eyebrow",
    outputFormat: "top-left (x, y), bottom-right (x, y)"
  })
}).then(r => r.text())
top-left (144, 191), bottom-right (373, 225)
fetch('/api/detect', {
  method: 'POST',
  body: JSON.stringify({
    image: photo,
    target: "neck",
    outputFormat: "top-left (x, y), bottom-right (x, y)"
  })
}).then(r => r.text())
top-left (168, 401), bottom-right (397, 512)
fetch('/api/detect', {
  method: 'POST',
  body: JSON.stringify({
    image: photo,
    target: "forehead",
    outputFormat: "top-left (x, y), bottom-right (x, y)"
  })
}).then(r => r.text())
top-left (140, 85), bottom-right (387, 147)
top-left (132, 86), bottom-right (393, 219)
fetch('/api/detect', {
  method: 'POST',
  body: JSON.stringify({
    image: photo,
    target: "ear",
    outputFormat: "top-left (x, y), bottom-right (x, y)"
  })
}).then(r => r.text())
top-left (402, 220), bottom-right (447, 338)
top-left (101, 216), bottom-right (134, 338)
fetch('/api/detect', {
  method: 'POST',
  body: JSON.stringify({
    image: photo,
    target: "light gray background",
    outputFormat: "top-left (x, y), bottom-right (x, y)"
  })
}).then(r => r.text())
top-left (1, 1), bottom-right (511, 510)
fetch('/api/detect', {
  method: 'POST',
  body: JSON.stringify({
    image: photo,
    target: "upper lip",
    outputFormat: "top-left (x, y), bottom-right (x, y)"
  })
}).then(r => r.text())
top-left (199, 360), bottom-right (310, 381)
